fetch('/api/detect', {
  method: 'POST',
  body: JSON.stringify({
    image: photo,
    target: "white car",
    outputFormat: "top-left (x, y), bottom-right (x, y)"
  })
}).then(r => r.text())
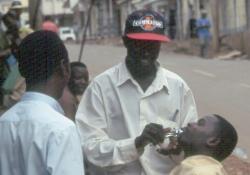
top-left (59, 27), bottom-right (76, 42)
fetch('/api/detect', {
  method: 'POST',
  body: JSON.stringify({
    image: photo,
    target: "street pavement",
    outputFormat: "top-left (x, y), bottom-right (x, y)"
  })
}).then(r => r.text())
top-left (67, 43), bottom-right (250, 157)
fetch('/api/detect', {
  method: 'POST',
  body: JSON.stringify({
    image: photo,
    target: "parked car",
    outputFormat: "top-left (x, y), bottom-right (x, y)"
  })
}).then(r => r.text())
top-left (59, 27), bottom-right (76, 42)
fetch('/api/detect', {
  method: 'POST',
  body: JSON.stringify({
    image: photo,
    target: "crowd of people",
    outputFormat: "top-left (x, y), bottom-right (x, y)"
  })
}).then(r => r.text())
top-left (0, 1), bottom-right (59, 113)
top-left (0, 2), bottom-right (237, 175)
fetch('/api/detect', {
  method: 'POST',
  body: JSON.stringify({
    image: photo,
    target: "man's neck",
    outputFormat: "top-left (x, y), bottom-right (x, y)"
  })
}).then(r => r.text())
top-left (184, 148), bottom-right (213, 159)
top-left (27, 84), bottom-right (58, 100)
top-left (126, 59), bottom-right (157, 92)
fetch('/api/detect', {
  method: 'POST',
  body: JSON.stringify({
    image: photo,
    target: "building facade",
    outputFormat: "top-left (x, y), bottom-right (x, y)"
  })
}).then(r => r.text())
top-left (71, 0), bottom-right (250, 57)
top-left (40, 0), bottom-right (74, 26)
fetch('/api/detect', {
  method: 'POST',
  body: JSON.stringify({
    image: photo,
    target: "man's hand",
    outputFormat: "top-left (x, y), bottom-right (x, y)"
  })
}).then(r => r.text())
top-left (135, 123), bottom-right (165, 149)
top-left (157, 136), bottom-right (182, 155)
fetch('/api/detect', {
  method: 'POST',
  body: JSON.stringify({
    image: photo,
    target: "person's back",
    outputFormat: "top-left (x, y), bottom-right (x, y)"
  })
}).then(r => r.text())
top-left (0, 92), bottom-right (81, 175)
top-left (0, 31), bottom-right (85, 175)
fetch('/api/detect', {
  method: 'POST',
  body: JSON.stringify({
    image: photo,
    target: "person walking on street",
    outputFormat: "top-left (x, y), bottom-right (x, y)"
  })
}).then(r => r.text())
top-left (76, 9), bottom-right (198, 175)
top-left (196, 10), bottom-right (211, 58)
top-left (0, 31), bottom-right (85, 175)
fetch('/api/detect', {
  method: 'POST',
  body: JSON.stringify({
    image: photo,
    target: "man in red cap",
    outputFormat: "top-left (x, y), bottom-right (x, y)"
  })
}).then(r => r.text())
top-left (76, 9), bottom-right (198, 175)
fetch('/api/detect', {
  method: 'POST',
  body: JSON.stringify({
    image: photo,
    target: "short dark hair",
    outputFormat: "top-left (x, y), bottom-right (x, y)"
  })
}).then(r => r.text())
top-left (70, 61), bottom-right (87, 70)
top-left (18, 30), bottom-right (68, 86)
top-left (213, 114), bottom-right (238, 161)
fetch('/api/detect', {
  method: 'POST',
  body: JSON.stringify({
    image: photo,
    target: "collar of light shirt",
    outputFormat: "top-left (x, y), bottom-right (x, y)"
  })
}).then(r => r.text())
top-left (117, 61), bottom-right (169, 95)
top-left (21, 92), bottom-right (65, 114)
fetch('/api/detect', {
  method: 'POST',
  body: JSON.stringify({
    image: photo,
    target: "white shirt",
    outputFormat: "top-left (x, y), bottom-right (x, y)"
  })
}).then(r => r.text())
top-left (0, 92), bottom-right (85, 175)
top-left (76, 62), bottom-right (198, 175)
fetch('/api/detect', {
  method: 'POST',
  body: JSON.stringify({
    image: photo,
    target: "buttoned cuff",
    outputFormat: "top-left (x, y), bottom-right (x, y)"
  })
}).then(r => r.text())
top-left (117, 137), bottom-right (143, 162)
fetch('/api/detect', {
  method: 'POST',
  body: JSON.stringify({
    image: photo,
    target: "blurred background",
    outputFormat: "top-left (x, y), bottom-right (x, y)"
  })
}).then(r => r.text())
top-left (1, 0), bottom-right (250, 174)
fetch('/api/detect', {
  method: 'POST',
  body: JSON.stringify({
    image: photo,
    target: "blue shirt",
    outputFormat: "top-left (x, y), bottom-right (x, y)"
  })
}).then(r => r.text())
top-left (196, 18), bottom-right (211, 39)
top-left (0, 92), bottom-right (85, 175)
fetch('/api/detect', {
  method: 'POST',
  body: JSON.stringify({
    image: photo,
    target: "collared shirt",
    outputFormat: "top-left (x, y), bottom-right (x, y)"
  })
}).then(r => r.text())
top-left (0, 92), bottom-right (85, 175)
top-left (170, 155), bottom-right (228, 175)
top-left (76, 62), bottom-right (198, 175)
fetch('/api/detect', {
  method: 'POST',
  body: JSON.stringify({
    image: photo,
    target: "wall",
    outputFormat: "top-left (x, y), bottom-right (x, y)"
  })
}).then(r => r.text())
top-left (41, 0), bottom-right (73, 16)
top-left (223, 30), bottom-right (250, 59)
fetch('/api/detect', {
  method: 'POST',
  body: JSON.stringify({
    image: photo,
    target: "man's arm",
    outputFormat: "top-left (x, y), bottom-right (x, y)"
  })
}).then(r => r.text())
top-left (46, 125), bottom-right (85, 175)
top-left (75, 81), bottom-right (141, 168)
top-left (180, 84), bottom-right (198, 127)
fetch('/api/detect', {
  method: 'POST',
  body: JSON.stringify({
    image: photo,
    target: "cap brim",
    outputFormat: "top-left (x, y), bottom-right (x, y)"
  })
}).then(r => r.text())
top-left (126, 33), bottom-right (171, 42)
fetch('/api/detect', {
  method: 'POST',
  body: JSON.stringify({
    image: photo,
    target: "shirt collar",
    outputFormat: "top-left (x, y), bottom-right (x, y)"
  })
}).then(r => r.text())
top-left (117, 61), bottom-right (169, 94)
top-left (151, 67), bottom-right (169, 94)
top-left (117, 61), bottom-right (133, 87)
top-left (21, 92), bottom-right (65, 114)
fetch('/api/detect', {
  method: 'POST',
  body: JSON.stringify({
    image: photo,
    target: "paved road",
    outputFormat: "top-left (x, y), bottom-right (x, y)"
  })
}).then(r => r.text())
top-left (66, 43), bottom-right (250, 156)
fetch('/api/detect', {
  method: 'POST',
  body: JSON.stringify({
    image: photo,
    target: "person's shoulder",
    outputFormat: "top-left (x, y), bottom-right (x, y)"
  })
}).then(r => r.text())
top-left (0, 99), bottom-right (74, 128)
top-left (33, 104), bottom-right (76, 136)
top-left (91, 63), bottom-right (121, 84)
top-left (160, 67), bottom-right (192, 92)
top-left (161, 67), bottom-right (187, 84)
top-left (46, 113), bottom-right (76, 133)
top-left (182, 155), bottom-right (223, 167)
top-left (176, 155), bottom-right (225, 175)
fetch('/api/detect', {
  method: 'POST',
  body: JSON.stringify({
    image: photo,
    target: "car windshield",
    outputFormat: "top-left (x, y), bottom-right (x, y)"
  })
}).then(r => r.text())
top-left (62, 30), bottom-right (71, 34)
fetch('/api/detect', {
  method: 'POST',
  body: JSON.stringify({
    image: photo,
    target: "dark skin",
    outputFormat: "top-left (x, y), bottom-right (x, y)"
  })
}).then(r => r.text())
top-left (68, 66), bottom-right (89, 96)
top-left (158, 115), bottom-right (222, 159)
top-left (135, 123), bottom-right (167, 149)
top-left (179, 115), bottom-right (221, 158)
top-left (123, 37), bottom-right (161, 92)
top-left (26, 59), bottom-right (70, 100)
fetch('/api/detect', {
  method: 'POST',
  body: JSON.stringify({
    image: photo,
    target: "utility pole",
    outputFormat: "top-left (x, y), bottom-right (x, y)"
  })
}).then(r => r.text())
top-left (78, 0), bottom-right (95, 61)
top-left (28, 0), bottom-right (42, 30)
top-left (246, 0), bottom-right (250, 29)
top-left (210, 0), bottom-right (220, 53)
top-left (176, 0), bottom-right (183, 40)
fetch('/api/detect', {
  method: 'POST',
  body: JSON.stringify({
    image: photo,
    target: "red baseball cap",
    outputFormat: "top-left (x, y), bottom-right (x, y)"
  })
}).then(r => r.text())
top-left (124, 9), bottom-right (170, 42)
